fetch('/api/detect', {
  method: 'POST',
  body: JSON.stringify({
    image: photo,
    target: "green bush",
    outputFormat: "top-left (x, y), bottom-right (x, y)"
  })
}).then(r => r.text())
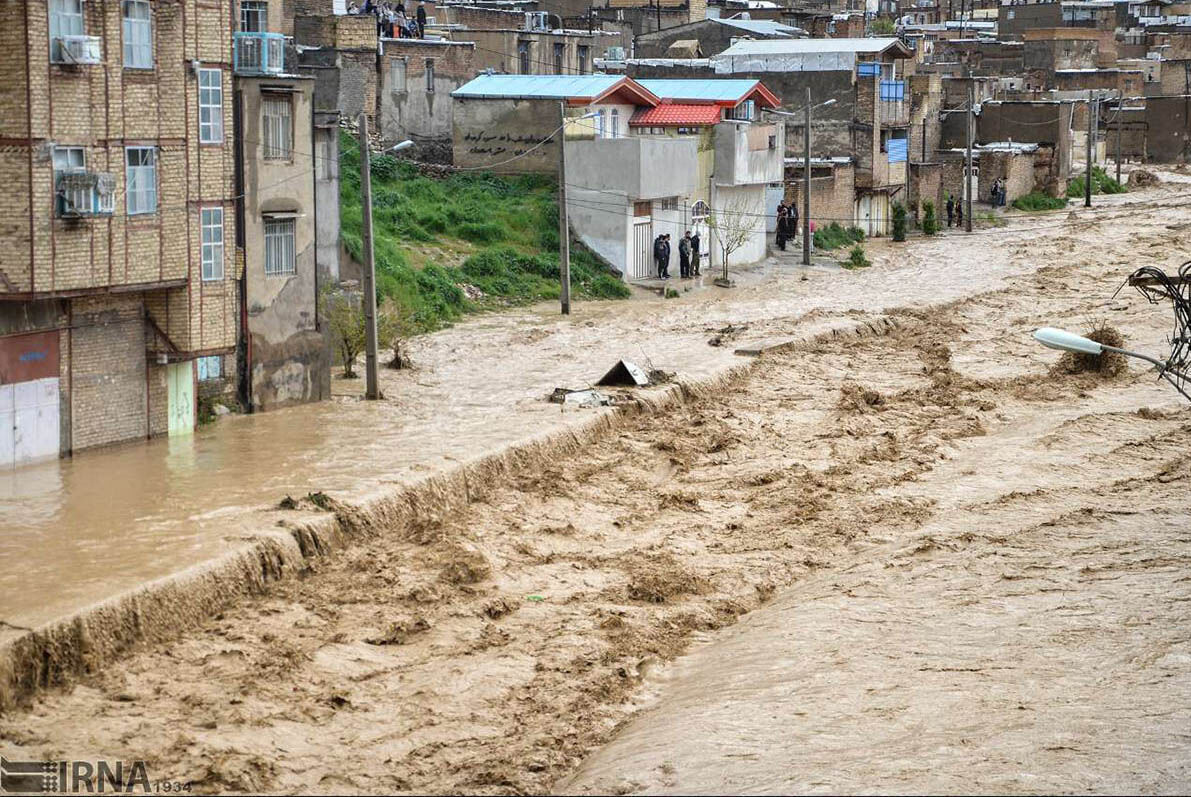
top-left (814, 222), bottom-right (866, 251)
top-left (1012, 192), bottom-right (1069, 212)
top-left (1067, 166), bottom-right (1127, 198)
top-left (921, 200), bottom-right (939, 235)
top-left (845, 245), bottom-right (871, 270)
top-left (337, 131), bottom-right (627, 332)
top-left (892, 202), bottom-right (907, 242)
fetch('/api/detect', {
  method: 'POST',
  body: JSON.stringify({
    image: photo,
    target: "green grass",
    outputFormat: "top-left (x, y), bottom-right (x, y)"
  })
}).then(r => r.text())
top-left (1067, 166), bottom-right (1127, 198)
top-left (1012, 192), bottom-right (1069, 212)
top-left (813, 222), bottom-right (866, 251)
top-left (338, 132), bottom-right (628, 333)
top-left (843, 244), bottom-right (871, 270)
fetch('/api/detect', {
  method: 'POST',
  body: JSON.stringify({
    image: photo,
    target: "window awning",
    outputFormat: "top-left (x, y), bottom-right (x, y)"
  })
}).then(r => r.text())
top-left (262, 211), bottom-right (302, 219)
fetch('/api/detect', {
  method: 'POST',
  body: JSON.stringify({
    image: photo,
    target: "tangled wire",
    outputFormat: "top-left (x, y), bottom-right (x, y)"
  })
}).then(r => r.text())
top-left (1123, 260), bottom-right (1191, 402)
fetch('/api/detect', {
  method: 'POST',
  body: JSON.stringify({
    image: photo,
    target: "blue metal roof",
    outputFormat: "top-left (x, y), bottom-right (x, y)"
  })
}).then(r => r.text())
top-left (451, 74), bottom-right (627, 100)
top-left (636, 79), bottom-right (759, 103)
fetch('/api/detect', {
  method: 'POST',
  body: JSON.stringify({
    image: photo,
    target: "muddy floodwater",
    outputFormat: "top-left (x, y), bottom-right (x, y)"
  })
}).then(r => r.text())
top-left (3, 174), bottom-right (1191, 794)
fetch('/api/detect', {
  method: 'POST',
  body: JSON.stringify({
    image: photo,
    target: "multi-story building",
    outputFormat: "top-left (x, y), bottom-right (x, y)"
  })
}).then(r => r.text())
top-left (0, 1), bottom-right (331, 468)
top-left (0, 0), bottom-right (240, 465)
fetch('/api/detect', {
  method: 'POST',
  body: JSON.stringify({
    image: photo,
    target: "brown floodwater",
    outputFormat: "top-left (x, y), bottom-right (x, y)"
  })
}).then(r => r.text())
top-left (0, 183), bottom-right (1182, 635)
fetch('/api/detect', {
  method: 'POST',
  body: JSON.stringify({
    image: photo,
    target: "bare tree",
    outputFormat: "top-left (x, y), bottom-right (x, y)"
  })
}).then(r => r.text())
top-left (321, 286), bottom-right (366, 379)
top-left (706, 194), bottom-right (760, 286)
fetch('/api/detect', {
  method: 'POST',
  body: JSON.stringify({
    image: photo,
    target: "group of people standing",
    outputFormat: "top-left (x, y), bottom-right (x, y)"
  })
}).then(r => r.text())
top-left (775, 200), bottom-right (800, 251)
top-left (653, 231), bottom-right (702, 280)
top-left (350, 0), bottom-right (427, 39)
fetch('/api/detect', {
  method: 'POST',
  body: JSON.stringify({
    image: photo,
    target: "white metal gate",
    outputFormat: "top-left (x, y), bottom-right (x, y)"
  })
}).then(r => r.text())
top-left (0, 377), bottom-right (60, 468)
top-left (629, 218), bottom-right (654, 281)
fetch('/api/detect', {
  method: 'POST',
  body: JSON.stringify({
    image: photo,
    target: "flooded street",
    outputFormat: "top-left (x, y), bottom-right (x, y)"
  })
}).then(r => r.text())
top-left (2, 177), bottom-right (1191, 794)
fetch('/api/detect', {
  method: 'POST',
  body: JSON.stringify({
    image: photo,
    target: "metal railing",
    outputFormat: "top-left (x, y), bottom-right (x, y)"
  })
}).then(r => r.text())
top-left (233, 32), bottom-right (286, 76)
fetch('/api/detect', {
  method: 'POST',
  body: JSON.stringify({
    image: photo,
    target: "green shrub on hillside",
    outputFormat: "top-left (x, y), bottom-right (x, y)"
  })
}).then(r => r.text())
top-left (1067, 166), bottom-right (1127, 198)
top-left (1012, 192), bottom-right (1069, 212)
top-left (814, 222), bottom-right (866, 251)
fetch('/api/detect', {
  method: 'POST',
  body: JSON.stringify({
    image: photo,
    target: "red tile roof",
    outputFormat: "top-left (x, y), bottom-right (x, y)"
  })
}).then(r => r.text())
top-left (629, 104), bottom-right (724, 127)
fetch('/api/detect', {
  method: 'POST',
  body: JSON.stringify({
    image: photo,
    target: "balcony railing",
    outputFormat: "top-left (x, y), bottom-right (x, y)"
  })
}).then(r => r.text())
top-left (234, 32), bottom-right (286, 76)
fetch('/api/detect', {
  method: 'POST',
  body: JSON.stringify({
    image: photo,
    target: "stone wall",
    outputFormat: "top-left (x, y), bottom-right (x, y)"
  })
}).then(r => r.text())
top-left (378, 39), bottom-right (475, 161)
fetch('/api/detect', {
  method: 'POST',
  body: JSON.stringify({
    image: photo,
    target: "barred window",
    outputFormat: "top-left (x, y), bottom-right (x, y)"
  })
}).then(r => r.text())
top-left (390, 57), bottom-right (407, 92)
top-left (262, 95), bottom-right (292, 160)
top-left (264, 218), bottom-right (296, 276)
top-left (125, 147), bottom-right (157, 215)
top-left (425, 59), bottom-right (435, 93)
top-left (122, 1), bottom-right (153, 69)
top-left (198, 68), bottom-right (223, 143)
top-left (201, 207), bottom-right (224, 281)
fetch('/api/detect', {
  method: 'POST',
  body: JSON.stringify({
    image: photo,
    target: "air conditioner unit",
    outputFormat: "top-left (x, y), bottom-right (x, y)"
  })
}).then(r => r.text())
top-left (605, 46), bottom-right (626, 61)
top-left (524, 11), bottom-right (550, 31)
top-left (57, 172), bottom-right (116, 218)
top-left (59, 35), bottom-right (103, 65)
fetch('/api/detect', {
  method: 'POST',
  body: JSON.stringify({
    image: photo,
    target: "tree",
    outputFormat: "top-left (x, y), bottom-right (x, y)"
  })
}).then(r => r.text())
top-left (383, 298), bottom-right (419, 370)
top-left (706, 194), bottom-right (759, 286)
top-left (892, 202), bottom-right (907, 242)
top-left (921, 200), bottom-right (940, 236)
top-left (870, 16), bottom-right (896, 35)
top-left (322, 285), bottom-right (366, 379)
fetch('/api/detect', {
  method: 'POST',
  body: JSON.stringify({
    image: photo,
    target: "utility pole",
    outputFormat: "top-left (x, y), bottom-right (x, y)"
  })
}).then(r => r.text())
top-left (803, 86), bottom-right (812, 266)
top-left (965, 82), bottom-right (973, 233)
top-left (358, 113), bottom-right (380, 401)
top-left (558, 102), bottom-right (571, 315)
top-left (922, 117), bottom-right (927, 163)
top-left (1115, 93), bottom-right (1123, 185)
top-left (655, 0), bottom-right (661, 32)
top-left (1085, 90), bottom-right (1094, 208)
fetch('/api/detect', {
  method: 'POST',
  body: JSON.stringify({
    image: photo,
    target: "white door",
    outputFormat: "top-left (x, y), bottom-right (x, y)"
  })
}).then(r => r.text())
top-left (2, 377), bottom-right (60, 467)
top-left (630, 218), bottom-right (654, 281)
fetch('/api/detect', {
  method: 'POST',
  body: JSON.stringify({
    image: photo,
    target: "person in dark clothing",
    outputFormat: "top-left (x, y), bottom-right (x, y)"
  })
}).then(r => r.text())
top-left (956, 197), bottom-right (964, 228)
top-left (945, 194), bottom-right (955, 228)
top-left (416, 1), bottom-right (427, 37)
top-left (653, 234), bottom-right (666, 279)
top-left (775, 206), bottom-right (788, 251)
top-left (691, 231), bottom-right (701, 276)
top-left (789, 202), bottom-right (799, 240)
top-left (679, 231), bottom-right (692, 278)
top-left (661, 234), bottom-right (672, 279)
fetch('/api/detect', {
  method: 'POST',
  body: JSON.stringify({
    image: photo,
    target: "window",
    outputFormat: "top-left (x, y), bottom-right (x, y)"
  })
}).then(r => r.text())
top-left (390, 57), bottom-right (407, 92)
top-left (691, 200), bottom-right (709, 221)
top-left (201, 207), bottom-right (224, 281)
top-left (262, 95), bottom-right (292, 160)
top-left (197, 355), bottom-right (223, 381)
top-left (198, 68), bottom-right (223, 143)
top-left (125, 147), bottom-right (157, 215)
top-left (554, 43), bottom-right (564, 75)
top-left (731, 99), bottom-right (755, 121)
top-left (577, 45), bottom-right (588, 74)
top-left (518, 41), bottom-right (530, 74)
top-left (122, 1), bottom-right (153, 68)
top-left (53, 146), bottom-right (86, 217)
top-left (49, 0), bottom-right (85, 62)
top-left (610, 108), bottom-right (619, 138)
top-left (241, 0), bottom-right (268, 32)
top-left (425, 58), bottom-right (435, 93)
top-left (264, 218), bottom-right (296, 275)
top-left (53, 146), bottom-right (86, 175)
top-left (595, 109), bottom-right (607, 138)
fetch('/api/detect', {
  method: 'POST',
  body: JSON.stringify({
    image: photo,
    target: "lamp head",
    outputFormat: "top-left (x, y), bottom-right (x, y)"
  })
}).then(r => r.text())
top-left (1033, 327), bottom-right (1103, 355)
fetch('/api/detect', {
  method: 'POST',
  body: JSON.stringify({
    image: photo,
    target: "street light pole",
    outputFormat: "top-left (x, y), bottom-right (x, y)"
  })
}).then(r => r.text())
top-left (803, 86), bottom-right (812, 266)
top-left (558, 101), bottom-right (572, 315)
top-left (358, 113), bottom-right (381, 400)
top-left (1085, 90), bottom-right (1094, 208)
top-left (965, 82), bottom-right (973, 233)
top-left (1115, 94), bottom-right (1123, 185)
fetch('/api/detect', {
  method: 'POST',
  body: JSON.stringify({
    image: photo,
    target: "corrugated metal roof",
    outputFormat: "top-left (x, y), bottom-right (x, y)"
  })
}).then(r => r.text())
top-left (712, 17), bottom-right (803, 37)
top-left (451, 74), bottom-right (626, 100)
top-left (637, 78), bottom-right (760, 103)
top-left (629, 104), bottom-right (724, 126)
top-left (719, 37), bottom-right (906, 56)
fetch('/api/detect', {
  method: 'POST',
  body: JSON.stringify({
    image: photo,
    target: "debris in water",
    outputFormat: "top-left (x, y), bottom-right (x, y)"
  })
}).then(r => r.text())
top-left (838, 381), bottom-right (885, 412)
top-left (525, 594), bottom-right (546, 602)
top-left (278, 496), bottom-right (299, 510)
top-left (1128, 169), bottom-right (1159, 188)
top-left (597, 360), bottom-right (651, 387)
top-left (1051, 323), bottom-right (1128, 377)
top-left (549, 388), bottom-right (611, 407)
top-left (307, 492), bottom-right (334, 511)
top-left (365, 617), bottom-right (432, 646)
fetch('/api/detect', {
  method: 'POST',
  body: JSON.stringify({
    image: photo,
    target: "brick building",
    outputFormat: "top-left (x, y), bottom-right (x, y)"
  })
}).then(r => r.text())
top-left (0, 0), bottom-right (241, 465)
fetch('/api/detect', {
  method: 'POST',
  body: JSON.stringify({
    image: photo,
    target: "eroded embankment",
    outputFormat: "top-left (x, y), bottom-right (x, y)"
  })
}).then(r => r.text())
top-left (0, 315), bottom-right (904, 715)
top-left (5, 297), bottom-right (1158, 795)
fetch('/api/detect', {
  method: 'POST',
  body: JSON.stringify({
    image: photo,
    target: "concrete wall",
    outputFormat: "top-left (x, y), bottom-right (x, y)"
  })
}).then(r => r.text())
top-left (298, 47), bottom-right (378, 127)
top-left (378, 39), bottom-right (475, 161)
top-left (713, 122), bottom-right (784, 186)
top-left (1158, 60), bottom-right (1191, 95)
top-left (566, 135), bottom-right (700, 199)
top-left (238, 77), bottom-right (331, 411)
top-left (453, 97), bottom-right (561, 173)
top-left (708, 183), bottom-right (767, 269)
top-left (465, 29), bottom-right (619, 76)
top-left (634, 19), bottom-right (771, 58)
top-left (313, 112), bottom-right (341, 282)
top-left (908, 161), bottom-right (943, 222)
